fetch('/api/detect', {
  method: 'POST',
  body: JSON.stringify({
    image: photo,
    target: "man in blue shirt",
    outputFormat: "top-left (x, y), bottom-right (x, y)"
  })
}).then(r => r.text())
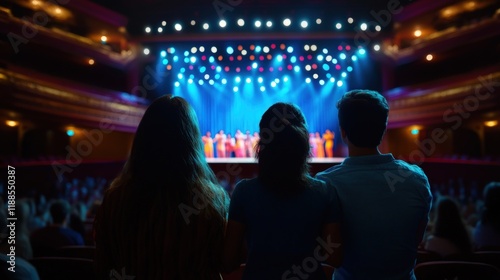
top-left (317, 90), bottom-right (432, 280)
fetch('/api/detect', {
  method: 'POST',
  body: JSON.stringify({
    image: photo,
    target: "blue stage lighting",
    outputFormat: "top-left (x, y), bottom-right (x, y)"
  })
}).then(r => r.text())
top-left (254, 20), bottom-right (262, 28)
top-left (277, 55), bottom-right (283, 62)
top-left (258, 77), bottom-right (263, 83)
top-left (233, 86), bottom-right (239, 92)
top-left (305, 78), bottom-right (311, 83)
top-left (283, 76), bottom-right (289, 82)
top-left (184, 51), bottom-right (189, 56)
top-left (227, 46), bottom-right (234, 54)
top-left (209, 79), bottom-right (215, 85)
top-left (411, 129), bottom-right (419, 135)
top-left (216, 66), bottom-right (222, 72)
top-left (180, 67), bottom-right (185, 73)
top-left (271, 81), bottom-right (277, 87)
top-left (332, 58), bottom-right (338, 64)
top-left (294, 66), bottom-right (300, 72)
top-left (66, 129), bottom-right (75, 137)
top-left (160, 50), bottom-right (167, 57)
top-left (317, 54), bottom-right (324, 61)
top-left (322, 64), bottom-right (330, 71)
top-left (190, 57), bottom-right (196, 63)
top-left (330, 77), bottom-right (335, 83)
top-left (290, 56), bottom-right (297, 63)
top-left (170, 47), bottom-right (176, 54)
top-left (287, 46), bottom-right (293, 53)
top-left (322, 48), bottom-right (328, 54)
top-left (260, 86), bottom-right (265, 92)
top-left (199, 80), bottom-right (204, 85)
top-left (326, 73), bottom-right (332, 78)
top-left (177, 73), bottom-right (183, 79)
top-left (200, 66), bottom-right (206, 73)
top-left (252, 62), bottom-right (258, 69)
top-left (337, 80), bottom-right (343, 87)
top-left (255, 46), bottom-right (262, 52)
top-left (342, 72), bottom-right (347, 78)
top-left (204, 74), bottom-right (210, 80)
top-left (221, 78), bottom-right (227, 84)
top-left (189, 74), bottom-right (194, 79)
top-left (300, 20), bottom-right (308, 28)
top-left (245, 77), bottom-right (251, 83)
top-left (283, 18), bottom-right (291, 27)
top-left (174, 81), bottom-right (180, 87)
top-left (209, 56), bottom-right (215, 63)
top-left (351, 55), bottom-right (357, 61)
top-left (162, 59), bottom-right (168, 65)
top-left (358, 49), bottom-right (366, 55)
top-left (219, 19), bottom-right (227, 28)
top-left (340, 53), bottom-right (347, 60)
top-left (347, 66), bottom-right (353, 72)
top-left (188, 78), bottom-right (193, 84)
top-left (335, 23), bottom-right (342, 29)
top-left (274, 78), bottom-right (280, 83)
top-left (214, 73), bottom-right (221, 79)
top-left (173, 55), bottom-right (179, 62)
top-left (235, 76), bottom-right (241, 83)
top-left (319, 80), bottom-right (325, 85)
top-left (184, 57), bottom-right (189, 63)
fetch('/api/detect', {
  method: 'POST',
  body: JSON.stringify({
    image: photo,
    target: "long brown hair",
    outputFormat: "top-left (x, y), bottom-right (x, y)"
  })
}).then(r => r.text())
top-left (94, 95), bottom-right (228, 279)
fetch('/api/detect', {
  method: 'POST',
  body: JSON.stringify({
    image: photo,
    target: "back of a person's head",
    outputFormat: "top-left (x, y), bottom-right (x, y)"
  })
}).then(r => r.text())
top-left (257, 102), bottom-right (310, 192)
top-left (482, 181), bottom-right (500, 229)
top-left (337, 89), bottom-right (389, 148)
top-left (49, 199), bottom-right (70, 225)
top-left (433, 196), bottom-right (472, 254)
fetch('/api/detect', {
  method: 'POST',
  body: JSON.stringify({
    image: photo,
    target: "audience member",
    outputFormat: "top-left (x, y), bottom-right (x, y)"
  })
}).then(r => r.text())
top-left (223, 103), bottom-right (341, 279)
top-left (30, 199), bottom-right (84, 257)
top-left (474, 181), bottom-right (500, 250)
top-left (316, 89), bottom-right (432, 280)
top-left (425, 197), bottom-right (473, 257)
top-left (93, 95), bottom-right (228, 279)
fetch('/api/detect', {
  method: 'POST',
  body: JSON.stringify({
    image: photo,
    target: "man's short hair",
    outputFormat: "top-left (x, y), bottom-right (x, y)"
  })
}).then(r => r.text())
top-left (49, 200), bottom-right (71, 224)
top-left (337, 89), bottom-right (389, 148)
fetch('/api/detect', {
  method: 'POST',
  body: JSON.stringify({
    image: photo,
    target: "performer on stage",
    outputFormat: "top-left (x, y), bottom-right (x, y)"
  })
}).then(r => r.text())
top-left (225, 133), bottom-right (234, 158)
top-left (251, 132), bottom-right (259, 157)
top-left (315, 132), bottom-right (325, 158)
top-left (202, 131), bottom-right (214, 158)
top-left (234, 130), bottom-right (246, 158)
top-left (214, 130), bottom-right (227, 158)
top-left (245, 130), bottom-right (253, 158)
top-left (309, 133), bottom-right (318, 157)
top-left (323, 129), bottom-right (335, 157)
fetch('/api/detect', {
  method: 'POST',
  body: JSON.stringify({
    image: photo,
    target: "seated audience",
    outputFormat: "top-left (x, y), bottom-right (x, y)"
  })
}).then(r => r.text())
top-left (30, 199), bottom-right (84, 257)
top-left (474, 181), bottom-right (500, 250)
top-left (94, 95), bottom-right (228, 279)
top-left (425, 197), bottom-right (473, 257)
top-left (223, 103), bottom-right (341, 279)
top-left (316, 90), bottom-right (432, 280)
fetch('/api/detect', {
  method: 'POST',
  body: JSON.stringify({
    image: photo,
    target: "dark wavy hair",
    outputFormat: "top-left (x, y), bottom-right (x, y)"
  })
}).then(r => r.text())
top-left (432, 197), bottom-right (472, 255)
top-left (337, 89), bottom-right (389, 148)
top-left (256, 103), bottom-right (310, 193)
top-left (94, 95), bottom-right (228, 280)
top-left (481, 182), bottom-right (500, 231)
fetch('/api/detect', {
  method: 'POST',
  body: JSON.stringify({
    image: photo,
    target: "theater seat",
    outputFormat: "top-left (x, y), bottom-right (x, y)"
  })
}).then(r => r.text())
top-left (30, 257), bottom-right (96, 280)
top-left (473, 251), bottom-right (500, 270)
top-left (414, 261), bottom-right (500, 280)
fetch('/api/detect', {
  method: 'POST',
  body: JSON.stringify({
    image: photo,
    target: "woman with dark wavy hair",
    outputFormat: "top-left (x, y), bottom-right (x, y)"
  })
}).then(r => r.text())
top-left (94, 95), bottom-right (228, 279)
top-left (222, 103), bottom-right (341, 280)
top-left (474, 182), bottom-right (500, 249)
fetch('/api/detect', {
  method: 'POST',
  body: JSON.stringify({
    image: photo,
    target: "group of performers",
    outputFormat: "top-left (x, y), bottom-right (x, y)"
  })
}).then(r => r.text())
top-left (202, 129), bottom-right (335, 158)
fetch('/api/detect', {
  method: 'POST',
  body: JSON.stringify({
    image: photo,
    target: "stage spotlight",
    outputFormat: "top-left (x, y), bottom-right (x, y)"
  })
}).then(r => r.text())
top-left (211, 46), bottom-right (217, 53)
top-left (162, 21), bottom-right (167, 26)
top-left (219, 19), bottom-right (227, 28)
top-left (173, 55), bottom-right (179, 62)
top-left (160, 50), bottom-right (167, 57)
top-left (143, 48), bottom-right (150, 55)
top-left (260, 86), bottom-right (265, 92)
top-left (332, 58), bottom-right (338, 64)
top-left (199, 66), bottom-right (206, 73)
top-left (168, 47), bottom-right (175, 54)
top-left (241, 50), bottom-right (247, 55)
top-left (209, 56), bottom-right (215, 63)
top-left (184, 50), bottom-right (189, 56)
top-left (426, 54), bottom-right (433, 61)
top-left (222, 78), bottom-right (227, 84)
top-left (199, 46), bottom-right (205, 52)
top-left (180, 67), bottom-right (186, 73)
top-left (316, 18), bottom-right (322, 24)
top-left (177, 73), bottom-right (183, 79)
top-left (373, 44), bottom-right (380, 51)
top-left (262, 46), bottom-right (270, 53)
top-left (204, 74), bottom-right (210, 80)
top-left (237, 19), bottom-right (245, 26)
top-left (174, 81), bottom-right (180, 87)
top-left (191, 47), bottom-right (197, 53)
top-left (157, 27), bottom-right (163, 33)
top-left (215, 73), bottom-right (221, 79)
top-left (337, 80), bottom-right (343, 87)
top-left (162, 59), bottom-right (168, 65)
top-left (255, 20), bottom-right (262, 28)
top-left (341, 72), bottom-right (347, 78)
top-left (347, 66), bottom-right (353, 72)
top-left (290, 56), bottom-right (297, 63)
top-left (325, 55), bottom-right (332, 61)
top-left (313, 73), bottom-right (319, 79)
top-left (266, 20), bottom-right (272, 27)
top-left (358, 49), bottom-right (366, 55)
top-left (340, 53), bottom-right (347, 60)
top-left (322, 48), bottom-right (328, 54)
top-left (305, 78), bottom-right (311, 83)
top-left (283, 18), bottom-right (291, 26)
top-left (304, 45), bottom-right (310, 51)
top-left (300, 20), bottom-right (308, 28)
top-left (188, 78), bottom-right (193, 84)
top-left (246, 77), bottom-right (251, 83)
top-left (317, 54), bottom-right (324, 61)
top-left (235, 76), bottom-right (241, 83)
top-left (311, 45), bottom-right (317, 51)
top-left (287, 46), bottom-right (293, 53)
top-left (351, 55), bottom-right (357, 61)
top-left (283, 76), bottom-right (289, 82)
top-left (203, 23), bottom-right (209, 30)
top-left (252, 62), bottom-right (258, 69)
top-left (227, 46), bottom-right (234, 54)
top-left (233, 86), bottom-right (238, 92)
top-left (360, 23), bottom-right (367, 30)
top-left (271, 81), bottom-right (277, 87)
top-left (322, 64), bottom-right (330, 71)
top-left (257, 77), bottom-right (263, 83)
top-left (294, 66), bottom-right (300, 72)
top-left (66, 129), bottom-right (75, 137)
top-left (274, 78), bottom-right (280, 83)
top-left (347, 17), bottom-right (354, 24)
top-left (199, 80), bottom-right (204, 85)
top-left (305, 65), bottom-right (311, 71)
top-left (277, 55), bottom-right (283, 62)
top-left (215, 66), bottom-right (222, 72)
top-left (191, 20), bottom-right (196, 26)
top-left (145, 27), bottom-right (151, 33)
top-left (375, 25), bottom-right (381, 31)
top-left (330, 77), bottom-right (335, 83)
top-left (174, 23), bottom-right (182, 31)
top-left (209, 79), bottom-right (215, 85)
top-left (190, 57), bottom-right (196, 63)
top-left (335, 23), bottom-right (342, 29)
top-left (319, 80), bottom-right (325, 85)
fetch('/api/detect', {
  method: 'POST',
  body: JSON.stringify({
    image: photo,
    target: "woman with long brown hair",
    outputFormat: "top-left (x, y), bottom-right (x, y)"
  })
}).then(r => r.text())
top-left (94, 95), bottom-right (228, 279)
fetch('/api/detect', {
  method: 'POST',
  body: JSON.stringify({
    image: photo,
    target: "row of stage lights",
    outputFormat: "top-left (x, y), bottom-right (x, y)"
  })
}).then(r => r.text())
top-left (144, 17), bottom-right (382, 34)
top-left (147, 43), bottom-right (365, 88)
